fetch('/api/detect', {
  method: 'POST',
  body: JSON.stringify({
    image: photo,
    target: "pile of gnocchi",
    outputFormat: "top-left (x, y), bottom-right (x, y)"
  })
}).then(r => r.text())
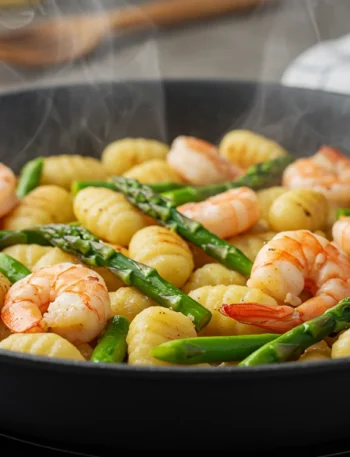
top-left (0, 128), bottom-right (350, 368)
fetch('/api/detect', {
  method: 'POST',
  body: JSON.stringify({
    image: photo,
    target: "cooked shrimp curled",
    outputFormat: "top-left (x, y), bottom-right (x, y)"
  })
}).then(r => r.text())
top-left (332, 216), bottom-right (350, 255)
top-left (283, 146), bottom-right (350, 206)
top-left (222, 230), bottom-right (350, 332)
top-left (1, 263), bottom-right (111, 344)
top-left (167, 136), bottom-right (242, 185)
top-left (178, 187), bottom-right (260, 239)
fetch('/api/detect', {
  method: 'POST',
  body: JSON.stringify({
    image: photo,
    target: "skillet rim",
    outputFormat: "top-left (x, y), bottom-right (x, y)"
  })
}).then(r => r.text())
top-left (0, 76), bottom-right (347, 99)
top-left (0, 78), bottom-right (349, 378)
top-left (1, 346), bottom-right (350, 377)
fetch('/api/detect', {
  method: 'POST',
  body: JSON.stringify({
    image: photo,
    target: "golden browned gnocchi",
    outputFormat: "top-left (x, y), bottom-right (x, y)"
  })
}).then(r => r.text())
top-left (2, 244), bottom-right (52, 270)
top-left (228, 231), bottom-right (276, 262)
top-left (268, 189), bottom-right (329, 232)
top-left (40, 155), bottom-right (107, 190)
top-left (32, 247), bottom-right (80, 270)
top-left (123, 159), bottom-right (183, 184)
top-left (0, 333), bottom-right (85, 360)
top-left (126, 306), bottom-right (196, 366)
top-left (189, 285), bottom-right (278, 337)
top-left (331, 328), bottom-right (350, 359)
top-left (109, 287), bottom-right (156, 322)
top-left (3, 185), bottom-right (74, 230)
top-left (182, 263), bottom-right (246, 294)
top-left (129, 226), bottom-right (194, 288)
top-left (219, 130), bottom-right (288, 169)
top-left (256, 186), bottom-right (288, 225)
top-left (73, 187), bottom-right (151, 246)
top-left (102, 138), bottom-right (169, 175)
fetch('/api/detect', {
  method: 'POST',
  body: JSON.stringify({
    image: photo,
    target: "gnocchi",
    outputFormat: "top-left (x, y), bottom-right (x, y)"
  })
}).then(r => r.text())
top-left (40, 155), bottom-right (107, 190)
top-left (127, 307), bottom-right (196, 366)
top-left (3, 185), bottom-right (74, 230)
top-left (73, 187), bottom-right (150, 246)
top-left (102, 138), bottom-right (169, 175)
top-left (219, 129), bottom-right (288, 169)
top-left (129, 226), bottom-right (194, 288)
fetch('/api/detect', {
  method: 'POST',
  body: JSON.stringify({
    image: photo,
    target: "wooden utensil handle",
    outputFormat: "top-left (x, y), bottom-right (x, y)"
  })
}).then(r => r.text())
top-left (111, 0), bottom-right (265, 31)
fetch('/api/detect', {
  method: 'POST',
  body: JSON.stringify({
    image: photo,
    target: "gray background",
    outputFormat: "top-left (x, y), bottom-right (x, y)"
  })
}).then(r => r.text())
top-left (0, 0), bottom-right (349, 92)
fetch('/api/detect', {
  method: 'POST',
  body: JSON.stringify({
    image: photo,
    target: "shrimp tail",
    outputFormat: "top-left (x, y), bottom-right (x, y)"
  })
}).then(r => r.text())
top-left (1, 301), bottom-right (44, 333)
top-left (220, 303), bottom-right (303, 333)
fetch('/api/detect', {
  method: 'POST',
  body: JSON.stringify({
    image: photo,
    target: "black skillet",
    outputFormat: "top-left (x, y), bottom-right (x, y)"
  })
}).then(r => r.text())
top-left (0, 80), bottom-right (350, 452)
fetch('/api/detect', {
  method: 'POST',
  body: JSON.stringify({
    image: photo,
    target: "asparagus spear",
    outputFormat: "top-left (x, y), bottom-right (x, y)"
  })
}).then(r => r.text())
top-left (72, 155), bottom-right (293, 205)
top-left (152, 333), bottom-right (278, 364)
top-left (0, 224), bottom-right (211, 331)
top-left (0, 229), bottom-right (51, 249)
top-left (90, 316), bottom-right (129, 363)
top-left (149, 182), bottom-right (188, 193)
top-left (161, 155), bottom-right (295, 206)
top-left (71, 180), bottom-right (187, 196)
top-left (238, 297), bottom-right (350, 367)
top-left (112, 177), bottom-right (253, 276)
top-left (71, 181), bottom-right (116, 195)
top-left (336, 208), bottom-right (350, 219)
top-left (0, 252), bottom-right (31, 283)
top-left (16, 157), bottom-right (44, 198)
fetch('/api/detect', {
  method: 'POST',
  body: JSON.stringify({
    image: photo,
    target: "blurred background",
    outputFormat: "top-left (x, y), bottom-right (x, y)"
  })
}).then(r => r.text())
top-left (0, 0), bottom-right (349, 93)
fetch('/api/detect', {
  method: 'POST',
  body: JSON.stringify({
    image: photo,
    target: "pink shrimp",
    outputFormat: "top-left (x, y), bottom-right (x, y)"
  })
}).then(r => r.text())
top-left (1, 263), bottom-right (111, 344)
top-left (332, 216), bottom-right (350, 255)
top-left (221, 230), bottom-right (350, 333)
top-left (167, 136), bottom-right (242, 185)
top-left (283, 146), bottom-right (350, 206)
top-left (178, 187), bottom-right (260, 239)
top-left (0, 163), bottom-right (18, 218)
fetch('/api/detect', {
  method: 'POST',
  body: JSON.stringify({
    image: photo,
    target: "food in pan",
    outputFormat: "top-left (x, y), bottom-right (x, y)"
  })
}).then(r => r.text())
top-left (0, 130), bottom-right (350, 368)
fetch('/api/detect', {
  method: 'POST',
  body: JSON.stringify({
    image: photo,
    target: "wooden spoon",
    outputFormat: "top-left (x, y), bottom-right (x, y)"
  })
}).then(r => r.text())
top-left (0, 0), bottom-right (267, 66)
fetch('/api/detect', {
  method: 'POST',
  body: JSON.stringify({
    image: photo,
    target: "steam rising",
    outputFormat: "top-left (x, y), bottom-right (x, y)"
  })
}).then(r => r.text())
top-left (219, 0), bottom-right (350, 156)
top-left (0, 0), bottom-right (166, 169)
top-left (0, 0), bottom-right (349, 171)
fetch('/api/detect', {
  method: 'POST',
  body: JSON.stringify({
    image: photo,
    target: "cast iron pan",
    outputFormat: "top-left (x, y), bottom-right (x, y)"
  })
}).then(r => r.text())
top-left (0, 80), bottom-right (349, 452)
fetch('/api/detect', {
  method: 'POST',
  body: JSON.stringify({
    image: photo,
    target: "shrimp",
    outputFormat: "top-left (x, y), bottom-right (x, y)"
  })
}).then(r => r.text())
top-left (0, 163), bottom-right (18, 218)
top-left (167, 136), bottom-right (242, 185)
top-left (283, 146), bottom-right (350, 206)
top-left (1, 263), bottom-right (111, 345)
top-left (332, 216), bottom-right (350, 255)
top-left (221, 230), bottom-right (350, 333)
top-left (178, 187), bottom-right (260, 239)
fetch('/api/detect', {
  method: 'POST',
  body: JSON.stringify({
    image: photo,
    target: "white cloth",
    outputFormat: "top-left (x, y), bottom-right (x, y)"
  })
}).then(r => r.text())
top-left (282, 34), bottom-right (350, 95)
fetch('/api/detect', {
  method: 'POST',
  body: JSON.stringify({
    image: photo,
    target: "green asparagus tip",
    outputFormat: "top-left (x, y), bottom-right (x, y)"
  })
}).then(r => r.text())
top-left (150, 182), bottom-right (189, 193)
top-left (152, 341), bottom-right (205, 363)
top-left (71, 180), bottom-right (188, 197)
top-left (158, 155), bottom-right (295, 206)
top-left (152, 334), bottom-right (280, 364)
top-left (113, 315), bottom-right (130, 333)
top-left (71, 180), bottom-right (116, 196)
top-left (16, 156), bottom-right (44, 198)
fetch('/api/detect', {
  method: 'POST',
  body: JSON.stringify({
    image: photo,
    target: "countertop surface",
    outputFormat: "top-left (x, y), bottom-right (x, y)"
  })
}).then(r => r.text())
top-left (0, 0), bottom-right (349, 92)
